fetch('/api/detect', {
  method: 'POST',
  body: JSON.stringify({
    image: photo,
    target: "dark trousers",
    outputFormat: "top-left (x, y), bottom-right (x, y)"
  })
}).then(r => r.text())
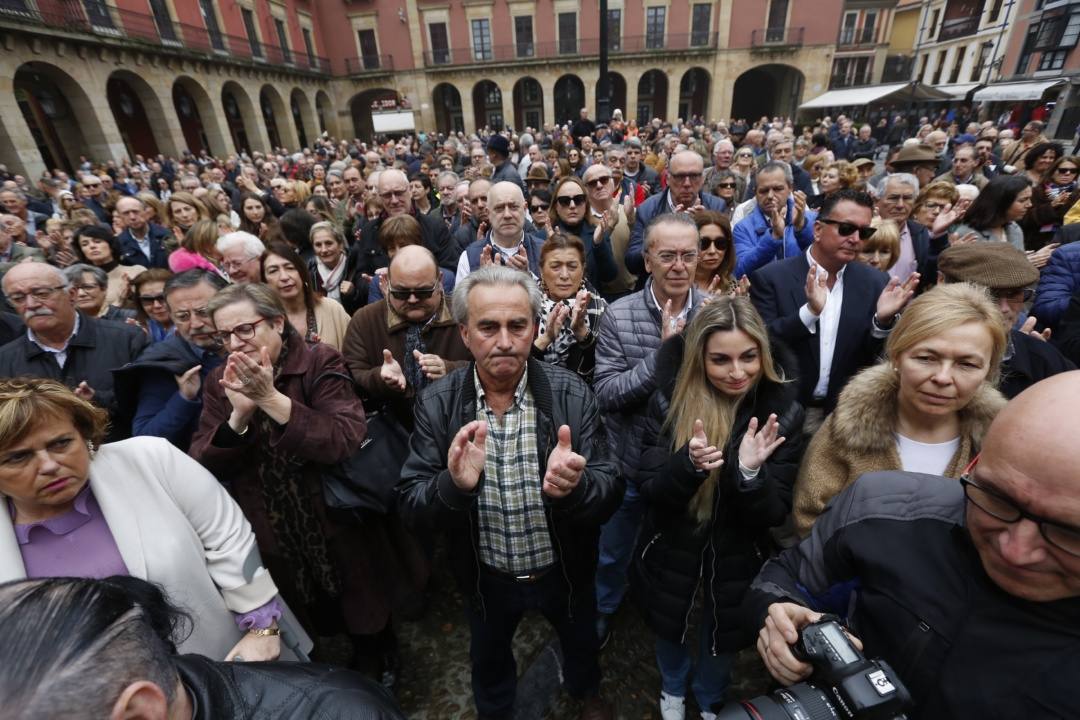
top-left (466, 566), bottom-right (601, 719)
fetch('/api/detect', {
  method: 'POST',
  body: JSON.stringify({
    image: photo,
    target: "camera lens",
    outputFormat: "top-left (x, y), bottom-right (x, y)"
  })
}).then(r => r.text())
top-left (715, 683), bottom-right (841, 720)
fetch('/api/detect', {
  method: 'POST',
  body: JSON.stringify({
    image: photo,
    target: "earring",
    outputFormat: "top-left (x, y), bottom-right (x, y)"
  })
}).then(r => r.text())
top-left (86, 441), bottom-right (97, 459)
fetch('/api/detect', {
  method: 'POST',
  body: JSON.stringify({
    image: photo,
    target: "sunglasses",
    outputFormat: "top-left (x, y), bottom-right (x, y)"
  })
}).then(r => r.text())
top-left (557, 194), bottom-right (587, 207)
top-left (587, 176), bottom-right (613, 188)
top-left (1056, 167), bottom-right (1078, 175)
top-left (531, 203), bottom-right (550, 212)
top-left (388, 283), bottom-right (439, 300)
top-left (700, 234), bottom-right (726, 249)
top-left (717, 182), bottom-right (737, 189)
top-left (139, 293), bottom-right (167, 305)
top-left (818, 218), bottom-right (877, 240)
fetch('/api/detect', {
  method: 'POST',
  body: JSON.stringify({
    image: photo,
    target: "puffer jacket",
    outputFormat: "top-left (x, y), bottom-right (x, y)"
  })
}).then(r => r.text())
top-left (397, 360), bottom-right (622, 617)
top-left (1032, 241), bottom-right (1080, 330)
top-left (175, 654), bottom-right (406, 719)
top-left (631, 335), bottom-right (805, 652)
top-left (593, 279), bottom-right (707, 479)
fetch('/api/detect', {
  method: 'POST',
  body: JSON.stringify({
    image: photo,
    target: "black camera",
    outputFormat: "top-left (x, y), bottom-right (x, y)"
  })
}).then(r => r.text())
top-left (717, 616), bottom-right (912, 719)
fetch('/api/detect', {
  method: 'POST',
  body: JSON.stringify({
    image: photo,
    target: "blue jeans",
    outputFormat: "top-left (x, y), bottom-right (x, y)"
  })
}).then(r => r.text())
top-left (594, 478), bottom-right (645, 614)
top-left (655, 613), bottom-right (736, 713)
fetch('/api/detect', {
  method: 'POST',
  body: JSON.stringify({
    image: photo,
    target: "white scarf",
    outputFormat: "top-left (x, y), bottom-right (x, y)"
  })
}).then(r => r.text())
top-left (316, 256), bottom-right (346, 300)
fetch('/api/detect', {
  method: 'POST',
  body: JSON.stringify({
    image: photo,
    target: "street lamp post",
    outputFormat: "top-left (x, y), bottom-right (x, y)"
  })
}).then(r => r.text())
top-left (597, 0), bottom-right (610, 124)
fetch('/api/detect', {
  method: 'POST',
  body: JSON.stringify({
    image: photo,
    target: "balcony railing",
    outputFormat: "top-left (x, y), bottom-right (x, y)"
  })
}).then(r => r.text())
top-left (751, 26), bottom-right (805, 47)
top-left (938, 16), bottom-right (980, 41)
top-left (0, 1), bottom-right (330, 73)
top-left (423, 32), bottom-right (718, 67)
top-left (838, 26), bottom-right (878, 47)
top-left (343, 54), bottom-right (394, 74)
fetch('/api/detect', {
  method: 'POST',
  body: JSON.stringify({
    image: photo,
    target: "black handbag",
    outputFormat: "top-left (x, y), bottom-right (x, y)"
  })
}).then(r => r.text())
top-left (321, 409), bottom-right (411, 514)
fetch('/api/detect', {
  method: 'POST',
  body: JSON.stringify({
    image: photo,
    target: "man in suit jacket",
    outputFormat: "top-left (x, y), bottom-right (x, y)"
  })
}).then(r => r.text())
top-left (625, 151), bottom-right (725, 276)
top-left (750, 189), bottom-right (918, 428)
top-left (115, 196), bottom-right (172, 269)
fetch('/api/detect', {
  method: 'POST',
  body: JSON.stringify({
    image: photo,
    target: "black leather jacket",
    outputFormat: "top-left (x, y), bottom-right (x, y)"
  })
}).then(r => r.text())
top-left (175, 654), bottom-right (406, 719)
top-left (397, 360), bottom-right (622, 618)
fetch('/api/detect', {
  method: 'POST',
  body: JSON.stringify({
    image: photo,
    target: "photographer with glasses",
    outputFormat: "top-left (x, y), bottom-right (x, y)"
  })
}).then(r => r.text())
top-left (748, 371), bottom-right (1080, 719)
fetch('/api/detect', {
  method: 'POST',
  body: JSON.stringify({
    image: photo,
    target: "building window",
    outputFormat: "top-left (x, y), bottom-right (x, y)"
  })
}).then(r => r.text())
top-left (558, 12), bottom-right (577, 54)
top-left (198, 0), bottom-right (224, 50)
top-left (607, 8), bottom-right (621, 51)
top-left (840, 12), bottom-right (857, 45)
top-left (766, 0), bottom-right (789, 42)
top-left (430, 22), bottom-right (450, 64)
top-left (862, 11), bottom-right (877, 44)
top-left (275, 18), bottom-right (292, 63)
top-left (927, 9), bottom-right (940, 41)
top-left (472, 18), bottom-right (492, 61)
top-left (357, 29), bottom-right (379, 69)
top-left (948, 46), bottom-right (965, 83)
top-left (917, 53), bottom-right (929, 82)
top-left (831, 56), bottom-right (873, 87)
top-left (646, 6), bottom-right (666, 48)
top-left (83, 0), bottom-right (114, 28)
top-left (988, 0), bottom-right (1005, 23)
top-left (1016, 25), bottom-right (1038, 74)
top-left (241, 7), bottom-right (262, 58)
top-left (148, 0), bottom-right (177, 41)
top-left (302, 27), bottom-right (316, 67)
top-left (691, 3), bottom-right (711, 46)
top-left (971, 40), bottom-right (992, 81)
top-left (931, 49), bottom-right (947, 84)
top-left (515, 16), bottom-right (534, 57)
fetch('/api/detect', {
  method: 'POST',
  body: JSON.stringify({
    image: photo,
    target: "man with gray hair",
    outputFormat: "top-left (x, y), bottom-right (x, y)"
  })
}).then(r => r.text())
top-left (875, 173), bottom-right (940, 283)
top-left (399, 265), bottom-right (620, 720)
top-left (733, 161), bottom-right (815, 278)
top-left (455, 182), bottom-right (544, 283)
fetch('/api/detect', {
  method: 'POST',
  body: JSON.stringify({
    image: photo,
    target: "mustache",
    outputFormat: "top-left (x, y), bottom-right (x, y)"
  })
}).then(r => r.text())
top-left (22, 309), bottom-right (54, 320)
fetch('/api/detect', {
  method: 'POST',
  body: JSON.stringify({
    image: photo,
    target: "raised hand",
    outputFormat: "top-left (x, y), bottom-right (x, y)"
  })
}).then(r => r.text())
top-left (569, 289), bottom-right (590, 340)
top-left (738, 414), bottom-right (786, 471)
top-left (622, 194), bottom-right (636, 226)
top-left (705, 274), bottom-right (724, 296)
top-left (1027, 243), bottom-right (1059, 269)
top-left (506, 246), bottom-right (529, 271)
top-left (804, 263), bottom-right (828, 316)
top-left (220, 355), bottom-right (258, 424)
top-left (74, 381), bottom-right (95, 402)
top-left (949, 231), bottom-right (979, 246)
top-left (661, 298), bottom-right (685, 340)
top-left (688, 418), bottom-right (723, 472)
top-left (770, 204), bottom-right (786, 240)
top-left (792, 191), bottom-right (807, 230)
top-left (931, 204), bottom-right (960, 237)
top-left (875, 272), bottom-right (919, 324)
top-left (734, 275), bottom-right (751, 297)
top-left (412, 348), bottom-right (448, 380)
top-left (537, 303), bottom-right (570, 350)
top-left (379, 348), bottom-right (407, 391)
top-left (175, 364), bottom-right (203, 401)
top-left (543, 425), bottom-right (586, 498)
top-left (479, 244), bottom-right (495, 267)
top-left (448, 420), bottom-right (488, 491)
top-left (1020, 316), bottom-right (1052, 342)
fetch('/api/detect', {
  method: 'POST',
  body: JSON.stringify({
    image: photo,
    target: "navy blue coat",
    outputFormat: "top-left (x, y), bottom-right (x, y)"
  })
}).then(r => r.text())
top-left (626, 190), bottom-right (727, 276)
top-left (118, 223), bottom-right (172, 269)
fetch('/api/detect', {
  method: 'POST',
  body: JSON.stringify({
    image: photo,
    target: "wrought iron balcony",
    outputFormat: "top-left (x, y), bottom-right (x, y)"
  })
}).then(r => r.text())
top-left (750, 26), bottom-right (805, 48)
top-left (343, 54), bottom-right (395, 74)
top-left (422, 31), bottom-right (718, 67)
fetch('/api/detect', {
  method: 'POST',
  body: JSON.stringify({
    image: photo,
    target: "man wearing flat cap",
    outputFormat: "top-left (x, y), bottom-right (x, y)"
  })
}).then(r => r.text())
top-left (488, 135), bottom-right (526, 193)
top-left (938, 242), bottom-right (1075, 398)
top-left (890, 144), bottom-right (940, 190)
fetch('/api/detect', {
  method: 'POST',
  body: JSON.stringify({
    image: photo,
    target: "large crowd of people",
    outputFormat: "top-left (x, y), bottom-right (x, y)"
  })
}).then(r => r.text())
top-left (0, 107), bottom-right (1079, 720)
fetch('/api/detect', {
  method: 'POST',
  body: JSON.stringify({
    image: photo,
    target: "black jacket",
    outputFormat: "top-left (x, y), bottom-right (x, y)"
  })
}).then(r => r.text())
top-left (746, 471), bottom-right (1080, 719)
top-left (397, 361), bottom-right (622, 615)
top-left (352, 210), bottom-right (457, 275)
top-left (1054, 288), bottom-right (1080, 365)
top-left (307, 254), bottom-right (370, 316)
top-left (999, 328), bottom-right (1076, 399)
top-left (118, 223), bottom-right (172, 269)
top-left (632, 335), bottom-right (805, 652)
top-left (0, 313), bottom-right (148, 439)
top-left (174, 654), bottom-right (406, 720)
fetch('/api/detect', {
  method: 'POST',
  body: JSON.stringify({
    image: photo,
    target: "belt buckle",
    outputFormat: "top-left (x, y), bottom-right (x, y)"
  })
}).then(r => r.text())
top-left (514, 572), bottom-right (537, 582)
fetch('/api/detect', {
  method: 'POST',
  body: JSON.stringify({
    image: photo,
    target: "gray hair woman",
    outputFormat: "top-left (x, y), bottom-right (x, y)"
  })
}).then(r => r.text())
top-left (62, 263), bottom-right (136, 323)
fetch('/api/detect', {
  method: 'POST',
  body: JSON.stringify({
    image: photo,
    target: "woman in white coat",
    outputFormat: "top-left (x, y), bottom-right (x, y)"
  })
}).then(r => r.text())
top-left (0, 377), bottom-right (311, 661)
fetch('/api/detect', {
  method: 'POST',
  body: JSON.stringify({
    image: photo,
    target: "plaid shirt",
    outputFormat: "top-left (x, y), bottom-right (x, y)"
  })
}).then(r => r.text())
top-left (474, 367), bottom-right (556, 574)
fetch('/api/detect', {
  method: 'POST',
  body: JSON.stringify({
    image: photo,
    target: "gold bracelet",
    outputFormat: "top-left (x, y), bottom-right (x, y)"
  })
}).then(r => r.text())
top-left (247, 627), bottom-right (280, 637)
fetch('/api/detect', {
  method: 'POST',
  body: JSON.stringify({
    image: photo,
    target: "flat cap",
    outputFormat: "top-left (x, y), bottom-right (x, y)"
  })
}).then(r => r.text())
top-left (937, 242), bottom-right (1039, 289)
top-left (891, 144), bottom-right (938, 167)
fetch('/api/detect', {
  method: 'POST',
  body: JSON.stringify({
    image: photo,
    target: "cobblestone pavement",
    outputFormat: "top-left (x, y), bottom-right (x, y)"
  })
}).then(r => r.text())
top-left (386, 557), bottom-right (774, 719)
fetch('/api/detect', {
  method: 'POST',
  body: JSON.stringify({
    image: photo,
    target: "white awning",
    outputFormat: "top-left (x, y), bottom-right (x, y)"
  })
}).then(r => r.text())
top-left (937, 83), bottom-right (982, 98)
top-left (800, 82), bottom-right (951, 110)
top-left (972, 79), bottom-right (1067, 102)
top-left (371, 111), bottom-right (415, 133)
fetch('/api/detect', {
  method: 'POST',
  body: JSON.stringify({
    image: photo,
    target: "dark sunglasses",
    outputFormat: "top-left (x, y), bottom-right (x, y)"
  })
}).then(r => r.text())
top-left (700, 234), bottom-right (727, 249)
top-left (818, 218), bottom-right (876, 241)
top-left (557, 194), bottom-right (587, 207)
top-left (388, 283), bottom-right (439, 300)
top-left (1056, 167), bottom-right (1078, 175)
top-left (717, 182), bottom-right (737, 189)
top-left (586, 176), bottom-right (613, 188)
top-left (531, 203), bottom-right (550, 212)
top-left (138, 293), bottom-right (167, 305)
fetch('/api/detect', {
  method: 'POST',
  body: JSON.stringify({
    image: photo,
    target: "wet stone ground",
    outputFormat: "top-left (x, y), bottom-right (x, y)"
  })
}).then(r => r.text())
top-left (356, 548), bottom-right (774, 719)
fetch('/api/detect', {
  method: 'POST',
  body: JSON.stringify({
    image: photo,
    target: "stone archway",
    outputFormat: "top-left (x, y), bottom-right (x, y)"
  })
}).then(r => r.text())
top-left (553, 74), bottom-right (585, 127)
top-left (636, 70), bottom-right (668, 124)
top-left (259, 85), bottom-right (290, 150)
top-left (513, 77), bottom-right (544, 131)
top-left (432, 83), bottom-right (464, 136)
top-left (472, 80), bottom-right (503, 131)
top-left (106, 70), bottom-right (172, 159)
top-left (731, 64), bottom-right (804, 121)
top-left (597, 73), bottom-right (627, 122)
top-left (290, 88), bottom-right (317, 149)
top-left (173, 77), bottom-right (212, 155)
top-left (349, 88), bottom-right (401, 142)
top-left (678, 67), bottom-right (711, 121)
top-left (221, 81), bottom-right (257, 154)
top-left (315, 90), bottom-right (335, 136)
top-left (13, 62), bottom-right (111, 173)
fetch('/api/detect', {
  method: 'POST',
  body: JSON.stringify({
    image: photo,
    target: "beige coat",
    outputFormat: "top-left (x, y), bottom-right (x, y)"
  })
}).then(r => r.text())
top-left (793, 363), bottom-right (1005, 537)
top-left (313, 296), bottom-right (351, 351)
top-left (0, 436), bottom-right (312, 659)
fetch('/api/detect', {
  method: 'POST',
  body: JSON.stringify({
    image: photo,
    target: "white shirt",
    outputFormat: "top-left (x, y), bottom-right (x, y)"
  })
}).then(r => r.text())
top-left (731, 198), bottom-right (757, 227)
top-left (895, 434), bottom-right (960, 476)
top-left (799, 248), bottom-right (847, 400)
top-left (28, 313), bottom-right (81, 369)
top-left (650, 284), bottom-right (690, 333)
top-left (455, 234), bottom-right (526, 285)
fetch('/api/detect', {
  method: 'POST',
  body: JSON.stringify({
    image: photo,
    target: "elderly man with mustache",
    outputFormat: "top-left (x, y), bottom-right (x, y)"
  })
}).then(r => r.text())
top-left (0, 262), bottom-right (147, 440)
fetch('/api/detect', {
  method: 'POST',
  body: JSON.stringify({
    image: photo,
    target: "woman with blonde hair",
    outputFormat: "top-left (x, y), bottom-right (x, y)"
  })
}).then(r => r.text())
top-left (165, 192), bottom-right (211, 247)
top-left (792, 283), bottom-right (1008, 536)
top-left (168, 218), bottom-right (224, 274)
top-left (858, 218), bottom-right (901, 272)
top-left (632, 297), bottom-right (804, 718)
top-left (808, 161), bottom-right (858, 210)
top-left (912, 180), bottom-right (960, 229)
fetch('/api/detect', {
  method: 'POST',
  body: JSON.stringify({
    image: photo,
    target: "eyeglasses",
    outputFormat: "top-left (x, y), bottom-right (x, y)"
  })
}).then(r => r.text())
top-left (388, 283), bottom-right (439, 300)
top-left (883, 194), bottom-right (916, 204)
top-left (139, 293), bottom-right (166, 306)
top-left (211, 317), bottom-right (268, 344)
top-left (1056, 167), bottom-right (1078, 176)
top-left (651, 251), bottom-right (699, 266)
top-left (223, 255), bottom-right (258, 271)
top-left (586, 176), bottom-right (613, 188)
top-left (989, 287), bottom-right (1034, 304)
top-left (380, 189), bottom-right (408, 200)
top-left (717, 182), bottom-right (737, 189)
top-left (817, 218), bottom-right (877, 241)
top-left (6, 285), bottom-right (66, 305)
top-left (670, 172), bottom-right (703, 183)
top-left (960, 471), bottom-right (1080, 557)
top-left (171, 307), bottom-right (211, 323)
top-left (700, 234), bottom-right (726, 249)
top-left (83, 182), bottom-right (102, 188)
top-left (557, 194), bottom-right (587, 207)
top-left (530, 203), bottom-right (550, 212)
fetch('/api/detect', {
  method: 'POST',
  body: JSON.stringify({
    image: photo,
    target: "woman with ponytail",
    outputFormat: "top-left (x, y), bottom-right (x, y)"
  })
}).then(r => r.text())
top-left (631, 297), bottom-right (805, 720)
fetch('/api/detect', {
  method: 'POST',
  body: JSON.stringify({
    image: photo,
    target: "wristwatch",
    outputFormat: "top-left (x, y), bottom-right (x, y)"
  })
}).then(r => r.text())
top-left (247, 627), bottom-right (280, 637)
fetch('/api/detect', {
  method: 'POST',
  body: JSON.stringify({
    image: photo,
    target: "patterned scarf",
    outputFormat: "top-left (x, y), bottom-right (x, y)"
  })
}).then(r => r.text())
top-left (536, 283), bottom-right (596, 366)
top-left (403, 323), bottom-right (426, 391)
